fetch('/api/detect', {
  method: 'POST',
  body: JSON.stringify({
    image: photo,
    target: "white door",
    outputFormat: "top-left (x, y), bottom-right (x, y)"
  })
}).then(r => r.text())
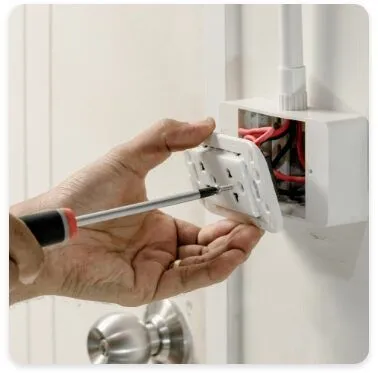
top-left (9, 4), bottom-right (210, 364)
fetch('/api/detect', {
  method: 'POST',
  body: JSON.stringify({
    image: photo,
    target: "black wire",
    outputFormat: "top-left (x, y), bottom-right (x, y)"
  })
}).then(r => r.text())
top-left (271, 123), bottom-right (296, 169)
top-left (277, 185), bottom-right (305, 198)
top-left (264, 154), bottom-right (279, 196)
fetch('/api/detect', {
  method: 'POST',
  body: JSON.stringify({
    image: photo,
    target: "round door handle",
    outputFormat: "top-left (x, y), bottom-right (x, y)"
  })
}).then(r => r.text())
top-left (87, 300), bottom-right (192, 364)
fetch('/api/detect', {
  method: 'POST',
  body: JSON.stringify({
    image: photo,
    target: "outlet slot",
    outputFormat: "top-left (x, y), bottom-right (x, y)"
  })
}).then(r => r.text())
top-left (238, 182), bottom-right (245, 193)
top-left (233, 192), bottom-right (239, 203)
top-left (226, 168), bottom-right (232, 178)
top-left (238, 109), bottom-right (306, 219)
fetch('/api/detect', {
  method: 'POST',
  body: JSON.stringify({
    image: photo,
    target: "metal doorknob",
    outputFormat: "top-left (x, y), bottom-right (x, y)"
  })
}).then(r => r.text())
top-left (87, 300), bottom-right (192, 364)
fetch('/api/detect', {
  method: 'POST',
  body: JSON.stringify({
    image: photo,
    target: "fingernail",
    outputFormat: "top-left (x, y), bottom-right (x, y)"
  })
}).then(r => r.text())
top-left (19, 266), bottom-right (42, 285)
top-left (172, 260), bottom-right (182, 268)
top-left (19, 272), bottom-right (39, 285)
top-left (192, 117), bottom-right (215, 126)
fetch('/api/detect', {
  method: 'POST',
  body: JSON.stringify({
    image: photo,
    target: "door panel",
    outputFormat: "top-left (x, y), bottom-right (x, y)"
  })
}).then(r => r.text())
top-left (10, 4), bottom-right (208, 364)
top-left (51, 5), bottom-right (207, 363)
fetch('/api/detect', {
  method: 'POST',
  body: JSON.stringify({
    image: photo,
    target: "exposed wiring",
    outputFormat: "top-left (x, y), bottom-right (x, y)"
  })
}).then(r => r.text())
top-left (264, 154), bottom-right (279, 195)
top-left (270, 119), bottom-right (291, 138)
top-left (239, 127), bottom-right (266, 136)
top-left (277, 185), bottom-right (305, 197)
top-left (239, 118), bottom-right (306, 188)
top-left (239, 126), bottom-right (274, 146)
top-left (274, 170), bottom-right (305, 183)
top-left (244, 134), bottom-right (258, 142)
top-left (238, 119), bottom-right (291, 145)
top-left (255, 127), bottom-right (275, 146)
top-left (271, 123), bottom-right (295, 169)
top-left (296, 122), bottom-right (305, 169)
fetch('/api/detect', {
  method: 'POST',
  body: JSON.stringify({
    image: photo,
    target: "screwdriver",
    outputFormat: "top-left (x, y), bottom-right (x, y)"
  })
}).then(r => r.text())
top-left (19, 184), bottom-right (233, 247)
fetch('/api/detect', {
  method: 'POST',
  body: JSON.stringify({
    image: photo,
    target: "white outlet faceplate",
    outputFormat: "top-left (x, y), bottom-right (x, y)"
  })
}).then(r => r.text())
top-left (185, 133), bottom-right (283, 233)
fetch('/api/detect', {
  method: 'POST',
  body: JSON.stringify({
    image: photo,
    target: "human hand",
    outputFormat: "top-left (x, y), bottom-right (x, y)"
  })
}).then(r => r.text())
top-left (9, 214), bottom-right (44, 292)
top-left (10, 118), bottom-right (263, 306)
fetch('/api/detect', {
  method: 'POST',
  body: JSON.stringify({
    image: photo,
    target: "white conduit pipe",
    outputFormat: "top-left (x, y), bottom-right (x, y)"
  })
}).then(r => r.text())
top-left (278, 4), bottom-right (308, 111)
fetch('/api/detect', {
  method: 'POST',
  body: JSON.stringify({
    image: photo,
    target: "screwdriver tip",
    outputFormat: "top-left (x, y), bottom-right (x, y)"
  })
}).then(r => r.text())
top-left (217, 184), bottom-right (234, 193)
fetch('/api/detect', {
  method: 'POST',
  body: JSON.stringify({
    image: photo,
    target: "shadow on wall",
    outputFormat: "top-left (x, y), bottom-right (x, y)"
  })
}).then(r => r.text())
top-left (284, 218), bottom-right (367, 280)
top-left (283, 171), bottom-right (367, 281)
top-left (282, 218), bottom-right (369, 363)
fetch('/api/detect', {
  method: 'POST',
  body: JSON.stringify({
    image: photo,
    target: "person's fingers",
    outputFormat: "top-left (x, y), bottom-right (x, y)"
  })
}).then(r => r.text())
top-left (112, 118), bottom-right (215, 176)
top-left (174, 218), bottom-right (201, 246)
top-left (9, 258), bottom-right (19, 291)
top-left (9, 214), bottom-right (44, 285)
top-left (177, 220), bottom-right (263, 261)
top-left (178, 245), bottom-right (208, 259)
top-left (156, 250), bottom-right (243, 300)
top-left (197, 219), bottom-right (240, 246)
top-left (181, 224), bottom-right (262, 266)
top-left (155, 224), bottom-right (262, 299)
top-left (176, 219), bottom-right (236, 259)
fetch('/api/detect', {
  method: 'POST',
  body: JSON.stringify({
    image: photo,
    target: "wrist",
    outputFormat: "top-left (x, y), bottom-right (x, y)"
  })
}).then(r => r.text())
top-left (10, 244), bottom-right (66, 305)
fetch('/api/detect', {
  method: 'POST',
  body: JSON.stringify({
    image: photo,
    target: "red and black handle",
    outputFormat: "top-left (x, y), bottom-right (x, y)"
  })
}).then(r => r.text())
top-left (19, 208), bottom-right (78, 247)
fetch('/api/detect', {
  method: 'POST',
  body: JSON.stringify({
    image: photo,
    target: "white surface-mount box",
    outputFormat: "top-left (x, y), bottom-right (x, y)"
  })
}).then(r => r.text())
top-left (218, 97), bottom-right (368, 227)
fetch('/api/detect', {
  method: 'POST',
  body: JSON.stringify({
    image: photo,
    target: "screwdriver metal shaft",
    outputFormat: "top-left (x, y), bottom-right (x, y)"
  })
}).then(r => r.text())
top-left (76, 184), bottom-right (233, 227)
top-left (19, 185), bottom-right (234, 247)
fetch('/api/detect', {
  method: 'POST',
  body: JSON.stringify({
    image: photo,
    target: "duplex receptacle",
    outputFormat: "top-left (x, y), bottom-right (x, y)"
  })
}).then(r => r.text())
top-left (185, 132), bottom-right (283, 233)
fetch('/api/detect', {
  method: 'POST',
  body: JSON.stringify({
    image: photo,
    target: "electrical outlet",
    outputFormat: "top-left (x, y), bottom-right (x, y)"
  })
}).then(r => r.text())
top-left (185, 133), bottom-right (283, 233)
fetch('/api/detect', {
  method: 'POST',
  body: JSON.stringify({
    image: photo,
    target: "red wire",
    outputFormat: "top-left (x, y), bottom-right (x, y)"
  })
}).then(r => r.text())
top-left (274, 170), bottom-right (305, 183)
top-left (244, 134), bottom-right (258, 142)
top-left (255, 127), bottom-right (275, 146)
top-left (238, 119), bottom-right (290, 141)
top-left (296, 123), bottom-right (305, 168)
top-left (273, 119), bottom-right (290, 137)
top-left (239, 127), bottom-right (273, 145)
top-left (239, 119), bottom-right (305, 184)
top-left (239, 127), bottom-right (267, 136)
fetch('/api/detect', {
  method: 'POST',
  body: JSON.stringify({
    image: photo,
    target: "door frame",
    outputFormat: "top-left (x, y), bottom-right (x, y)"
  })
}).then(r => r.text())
top-left (203, 4), bottom-right (243, 364)
top-left (8, 5), bottom-right (55, 363)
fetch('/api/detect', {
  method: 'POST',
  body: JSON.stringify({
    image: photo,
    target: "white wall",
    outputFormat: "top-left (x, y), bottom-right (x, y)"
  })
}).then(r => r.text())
top-left (240, 4), bottom-right (369, 363)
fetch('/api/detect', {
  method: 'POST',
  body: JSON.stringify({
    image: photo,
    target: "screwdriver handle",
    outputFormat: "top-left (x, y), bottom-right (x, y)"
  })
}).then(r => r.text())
top-left (19, 208), bottom-right (78, 247)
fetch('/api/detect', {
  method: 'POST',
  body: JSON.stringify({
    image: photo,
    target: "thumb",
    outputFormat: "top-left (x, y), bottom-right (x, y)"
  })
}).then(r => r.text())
top-left (116, 118), bottom-right (215, 176)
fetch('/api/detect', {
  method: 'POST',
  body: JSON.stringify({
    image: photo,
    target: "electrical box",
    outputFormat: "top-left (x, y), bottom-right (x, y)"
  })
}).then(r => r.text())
top-left (218, 97), bottom-right (368, 227)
